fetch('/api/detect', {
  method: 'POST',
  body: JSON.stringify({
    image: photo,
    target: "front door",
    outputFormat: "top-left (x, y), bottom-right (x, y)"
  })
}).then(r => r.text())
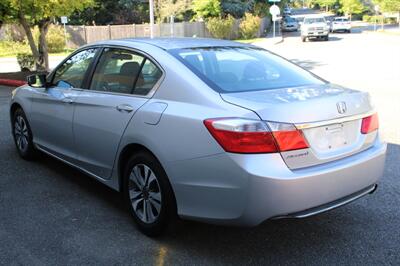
top-left (30, 48), bottom-right (98, 161)
top-left (72, 47), bottom-right (163, 179)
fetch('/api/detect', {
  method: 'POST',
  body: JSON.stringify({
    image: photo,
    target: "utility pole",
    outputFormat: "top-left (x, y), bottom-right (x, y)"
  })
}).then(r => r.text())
top-left (149, 0), bottom-right (155, 38)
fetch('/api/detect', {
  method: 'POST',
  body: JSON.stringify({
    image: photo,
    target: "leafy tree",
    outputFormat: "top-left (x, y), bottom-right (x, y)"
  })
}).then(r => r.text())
top-left (70, 0), bottom-right (149, 25)
top-left (221, 0), bottom-right (254, 18)
top-left (252, 1), bottom-right (271, 17)
top-left (192, 0), bottom-right (221, 19)
top-left (339, 0), bottom-right (365, 20)
top-left (315, 0), bottom-right (337, 11)
top-left (1, 0), bottom-right (94, 71)
top-left (158, 0), bottom-right (192, 22)
top-left (373, 0), bottom-right (400, 27)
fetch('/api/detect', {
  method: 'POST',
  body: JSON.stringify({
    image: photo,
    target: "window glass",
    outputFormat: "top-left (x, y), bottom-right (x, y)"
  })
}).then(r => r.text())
top-left (304, 17), bottom-right (325, 24)
top-left (90, 48), bottom-right (145, 94)
top-left (171, 47), bottom-right (325, 93)
top-left (132, 59), bottom-right (163, 95)
top-left (53, 48), bottom-right (97, 88)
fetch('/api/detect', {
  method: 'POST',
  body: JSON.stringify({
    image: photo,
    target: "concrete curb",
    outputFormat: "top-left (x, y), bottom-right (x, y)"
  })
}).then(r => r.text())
top-left (0, 79), bottom-right (26, 87)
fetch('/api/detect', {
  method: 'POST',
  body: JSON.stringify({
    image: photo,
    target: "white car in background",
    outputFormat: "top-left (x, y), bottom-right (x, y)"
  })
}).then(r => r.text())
top-left (301, 15), bottom-right (330, 42)
top-left (331, 17), bottom-right (352, 33)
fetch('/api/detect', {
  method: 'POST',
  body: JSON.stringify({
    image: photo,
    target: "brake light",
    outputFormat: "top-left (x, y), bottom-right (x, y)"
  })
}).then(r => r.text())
top-left (361, 113), bottom-right (379, 134)
top-left (268, 122), bottom-right (309, 152)
top-left (204, 118), bottom-right (308, 154)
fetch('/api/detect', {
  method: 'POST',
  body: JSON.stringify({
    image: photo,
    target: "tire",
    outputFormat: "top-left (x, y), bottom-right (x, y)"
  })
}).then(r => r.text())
top-left (347, 29), bottom-right (351, 33)
top-left (301, 36), bottom-right (306, 42)
top-left (324, 35), bottom-right (329, 41)
top-left (123, 151), bottom-right (177, 237)
top-left (12, 108), bottom-right (37, 160)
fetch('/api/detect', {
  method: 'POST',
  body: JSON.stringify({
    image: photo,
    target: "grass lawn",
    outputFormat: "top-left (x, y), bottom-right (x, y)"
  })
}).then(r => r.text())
top-left (0, 40), bottom-right (74, 58)
top-left (235, 38), bottom-right (266, 44)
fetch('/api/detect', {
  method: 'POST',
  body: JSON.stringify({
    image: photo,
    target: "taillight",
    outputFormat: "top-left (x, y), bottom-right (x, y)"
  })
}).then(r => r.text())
top-left (204, 118), bottom-right (308, 154)
top-left (361, 113), bottom-right (379, 134)
top-left (267, 122), bottom-right (309, 152)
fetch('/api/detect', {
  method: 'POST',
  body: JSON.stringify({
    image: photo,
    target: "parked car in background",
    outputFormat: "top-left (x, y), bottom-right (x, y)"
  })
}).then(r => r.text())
top-left (10, 38), bottom-right (386, 236)
top-left (283, 6), bottom-right (292, 15)
top-left (331, 17), bottom-right (352, 33)
top-left (281, 16), bottom-right (299, 32)
top-left (301, 15), bottom-right (330, 42)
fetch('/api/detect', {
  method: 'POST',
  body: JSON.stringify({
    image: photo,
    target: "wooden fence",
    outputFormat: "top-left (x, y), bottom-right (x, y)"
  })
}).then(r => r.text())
top-left (66, 18), bottom-right (270, 48)
top-left (0, 18), bottom-right (270, 48)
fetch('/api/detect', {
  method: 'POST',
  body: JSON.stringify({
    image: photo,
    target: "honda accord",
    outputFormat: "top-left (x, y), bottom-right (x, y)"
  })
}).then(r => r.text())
top-left (9, 38), bottom-right (386, 236)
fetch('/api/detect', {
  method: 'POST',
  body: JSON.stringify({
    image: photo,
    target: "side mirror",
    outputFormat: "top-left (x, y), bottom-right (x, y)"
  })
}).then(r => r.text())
top-left (27, 74), bottom-right (47, 88)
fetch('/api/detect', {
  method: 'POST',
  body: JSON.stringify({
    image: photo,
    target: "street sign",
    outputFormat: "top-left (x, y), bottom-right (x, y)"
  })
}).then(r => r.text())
top-left (61, 16), bottom-right (68, 24)
top-left (268, 0), bottom-right (281, 2)
top-left (269, 5), bottom-right (280, 16)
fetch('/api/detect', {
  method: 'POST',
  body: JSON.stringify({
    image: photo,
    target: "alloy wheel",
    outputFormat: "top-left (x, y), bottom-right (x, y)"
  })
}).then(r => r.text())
top-left (129, 164), bottom-right (162, 224)
top-left (14, 115), bottom-right (29, 153)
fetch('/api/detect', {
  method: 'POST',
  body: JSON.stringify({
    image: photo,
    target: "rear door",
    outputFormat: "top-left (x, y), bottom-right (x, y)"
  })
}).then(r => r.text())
top-left (72, 47), bottom-right (163, 179)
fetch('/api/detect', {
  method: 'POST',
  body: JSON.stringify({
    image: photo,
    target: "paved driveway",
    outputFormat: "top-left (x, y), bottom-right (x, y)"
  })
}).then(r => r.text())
top-left (1, 30), bottom-right (400, 265)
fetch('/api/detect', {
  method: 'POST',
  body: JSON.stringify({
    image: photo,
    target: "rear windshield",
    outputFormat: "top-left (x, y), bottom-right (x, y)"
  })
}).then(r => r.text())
top-left (169, 47), bottom-right (324, 93)
top-left (304, 17), bottom-right (325, 24)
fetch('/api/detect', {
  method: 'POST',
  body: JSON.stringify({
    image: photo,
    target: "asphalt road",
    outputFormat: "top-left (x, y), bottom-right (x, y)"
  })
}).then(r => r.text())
top-left (1, 32), bottom-right (400, 265)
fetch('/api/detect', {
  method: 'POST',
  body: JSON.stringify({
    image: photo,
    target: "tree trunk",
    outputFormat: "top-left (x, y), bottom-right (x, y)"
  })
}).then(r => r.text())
top-left (18, 13), bottom-right (50, 71)
top-left (37, 20), bottom-right (50, 71)
top-left (19, 13), bottom-right (40, 63)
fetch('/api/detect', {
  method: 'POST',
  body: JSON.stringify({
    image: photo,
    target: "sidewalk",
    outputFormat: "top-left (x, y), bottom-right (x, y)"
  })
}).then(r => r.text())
top-left (0, 55), bottom-right (65, 73)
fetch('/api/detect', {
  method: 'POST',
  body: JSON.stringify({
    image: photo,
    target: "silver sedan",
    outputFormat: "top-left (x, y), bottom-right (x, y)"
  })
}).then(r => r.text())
top-left (9, 38), bottom-right (386, 236)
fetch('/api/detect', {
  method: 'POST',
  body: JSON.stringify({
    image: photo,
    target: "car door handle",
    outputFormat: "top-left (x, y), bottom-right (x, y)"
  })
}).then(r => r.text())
top-left (116, 104), bottom-right (134, 112)
top-left (62, 97), bottom-right (74, 104)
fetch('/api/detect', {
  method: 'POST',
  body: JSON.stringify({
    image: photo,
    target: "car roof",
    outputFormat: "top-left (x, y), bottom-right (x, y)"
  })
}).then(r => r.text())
top-left (94, 37), bottom-right (251, 51)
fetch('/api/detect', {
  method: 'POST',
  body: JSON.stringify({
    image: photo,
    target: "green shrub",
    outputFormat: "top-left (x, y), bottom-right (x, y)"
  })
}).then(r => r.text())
top-left (385, 17), bottom-right (397, 24)
top-left (239, 13), bottom-right (261, 39)
top-left (16, 53), bottom-right (35, 71)
top-left (33, 25), bottom-right (68, 53)
top-left (0, 40), bottom-right (30, 57)
top-left (47, 25), bottom-right (68, 52)
top-left (362, 15), bottom-right (371, 22)
top-left (363, 15), bottom-right (396, 24)
top-left (206, 15), bottom-right (235, 39)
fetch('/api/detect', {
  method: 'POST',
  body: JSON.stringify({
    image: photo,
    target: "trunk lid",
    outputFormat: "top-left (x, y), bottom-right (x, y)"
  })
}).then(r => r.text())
top-left (221, 84), bottom-right (376, 169)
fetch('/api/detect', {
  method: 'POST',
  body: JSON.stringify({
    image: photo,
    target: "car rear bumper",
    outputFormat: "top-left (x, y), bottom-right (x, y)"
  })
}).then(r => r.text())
top-left (332, 25), bottom-right (351, 31)
top-left (282, 26), bottom-right (298, 31)
top-left (167, 138), bottom-right (386, 226)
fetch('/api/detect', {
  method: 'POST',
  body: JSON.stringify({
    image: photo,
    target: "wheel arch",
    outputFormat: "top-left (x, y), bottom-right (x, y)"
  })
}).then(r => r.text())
top-left (117, 143), bottom-right (175, 197)
top-left (10, 102), bottom-right (23, 121)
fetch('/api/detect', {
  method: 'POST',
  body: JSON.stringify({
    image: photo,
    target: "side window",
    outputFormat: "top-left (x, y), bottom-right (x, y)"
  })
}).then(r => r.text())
top-left (90, 48), bottom-right (145, 94)
top-left (133, 59), bottom-right (163, 95)
top-left (53, 48), bottom-right (98, 88)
